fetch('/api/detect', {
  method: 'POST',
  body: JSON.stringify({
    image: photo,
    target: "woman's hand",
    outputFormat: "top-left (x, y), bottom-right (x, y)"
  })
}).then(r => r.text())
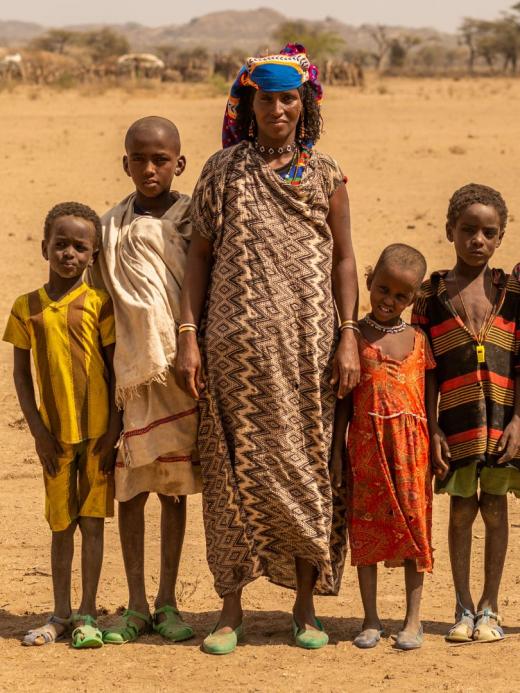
top-left (330, 329), bottom-right (360, 399)
top-left (175, 332), bottom-right (205, 400)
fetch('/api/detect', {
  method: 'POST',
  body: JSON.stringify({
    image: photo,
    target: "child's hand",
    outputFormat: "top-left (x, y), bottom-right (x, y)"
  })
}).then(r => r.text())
top-left (497, 416), bottom-right (520, 464)
top-left (329, 446), bottom-right (345, 488)
top-left (93, 429), bottom-right (120, 475)
top-left (429, 425), bottom-right (451, 480)
top-left (34, 430), bottom-right (63, 477)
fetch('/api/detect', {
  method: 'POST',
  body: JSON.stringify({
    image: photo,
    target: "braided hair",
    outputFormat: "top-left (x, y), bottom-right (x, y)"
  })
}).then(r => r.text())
top-left (44, 201), bottom-right (102, 248)
top-left (447, 184), bottom-right (508, 230)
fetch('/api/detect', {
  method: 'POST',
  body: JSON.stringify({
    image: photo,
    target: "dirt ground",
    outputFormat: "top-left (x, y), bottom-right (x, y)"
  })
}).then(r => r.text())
top-left (2, 77), bottom-right (520, 692)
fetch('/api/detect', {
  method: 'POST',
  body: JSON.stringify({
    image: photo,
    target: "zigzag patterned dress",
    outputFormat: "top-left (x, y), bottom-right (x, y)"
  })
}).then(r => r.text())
top-left (191, 141), bottom-right (347, 597)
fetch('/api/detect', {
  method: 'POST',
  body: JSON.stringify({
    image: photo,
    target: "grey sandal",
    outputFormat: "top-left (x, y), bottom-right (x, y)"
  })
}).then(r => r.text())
top-left (353, 628), bottom-right (383, 649)
top-left (394, 624), bottom-right (423, 651)
top-left (446, 608), bottom-right (475, 643)
top-left (22, 614), bottom-right (71, 646)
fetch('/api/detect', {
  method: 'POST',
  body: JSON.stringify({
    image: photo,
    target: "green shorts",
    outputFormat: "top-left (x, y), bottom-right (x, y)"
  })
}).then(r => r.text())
top-left (436, 460), bottom-right (520, 498)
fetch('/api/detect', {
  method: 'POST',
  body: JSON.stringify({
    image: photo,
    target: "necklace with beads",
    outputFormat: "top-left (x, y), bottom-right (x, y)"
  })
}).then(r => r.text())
top-left (254, 139), bottom-right (297, 156)
top-left (362, 314), bottom-right (407, 334)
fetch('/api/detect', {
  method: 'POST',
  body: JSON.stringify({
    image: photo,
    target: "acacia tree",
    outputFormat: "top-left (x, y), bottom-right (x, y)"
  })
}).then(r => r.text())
top-left (367, 25), bottom-right (391, 70)
top-left (30, 29), bottom-right (78, 54)
top-left (272, 21), bottom-right (344, 64)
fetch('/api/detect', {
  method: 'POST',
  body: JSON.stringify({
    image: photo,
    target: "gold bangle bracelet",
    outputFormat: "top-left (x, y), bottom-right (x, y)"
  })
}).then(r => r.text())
top-left (178, 325), bottom-right (198, 334)
top-left (179, 323), bottom-right (198, 331)
top-left (340, 319), bottom-right (358, 327)
top-left (339, 324), bottom-right (360, 333)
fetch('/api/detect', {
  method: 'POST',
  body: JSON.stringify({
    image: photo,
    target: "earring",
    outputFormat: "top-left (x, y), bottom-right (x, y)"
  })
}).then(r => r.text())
top-left (248, 117), bottom-right (255, 139)
top-left (298, 119), bottom-right (306, 143)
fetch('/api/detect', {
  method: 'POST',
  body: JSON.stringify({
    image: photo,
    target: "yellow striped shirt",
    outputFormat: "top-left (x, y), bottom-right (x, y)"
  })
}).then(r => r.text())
top-left (3, 282), bottom-right (115, 443)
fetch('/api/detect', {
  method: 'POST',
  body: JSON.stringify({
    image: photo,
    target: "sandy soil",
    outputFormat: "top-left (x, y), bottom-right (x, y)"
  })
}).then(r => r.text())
top-left (1, 77), bottom-right (520, 692)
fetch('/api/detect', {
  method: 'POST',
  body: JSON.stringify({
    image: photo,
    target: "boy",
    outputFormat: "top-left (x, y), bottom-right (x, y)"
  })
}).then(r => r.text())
top-left (413, 183), bottom-right (520, 643)
top-left (88, 116), bottom-right (199, 644)
top-left (3, 202), bottom-right (120, 648)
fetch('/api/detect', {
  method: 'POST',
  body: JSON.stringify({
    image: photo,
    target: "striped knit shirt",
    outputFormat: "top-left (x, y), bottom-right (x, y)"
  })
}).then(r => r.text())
top-left (412, 269), bottom-right (520, 470)
top-left (3, 282), bottom-right (115, 444)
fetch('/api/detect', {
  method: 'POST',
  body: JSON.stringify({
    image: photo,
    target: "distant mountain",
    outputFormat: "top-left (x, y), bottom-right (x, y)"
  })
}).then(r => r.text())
top-left (0, 20), bottom-right (44, 46)
top-left (0, 8), bottom-right (457, 54)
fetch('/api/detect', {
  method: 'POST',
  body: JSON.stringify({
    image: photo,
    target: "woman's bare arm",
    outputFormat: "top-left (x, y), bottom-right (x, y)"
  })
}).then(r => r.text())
top-left (175, 229), bottom-right (214, 399)
top-left (327, 183), bottom-right (360, 398)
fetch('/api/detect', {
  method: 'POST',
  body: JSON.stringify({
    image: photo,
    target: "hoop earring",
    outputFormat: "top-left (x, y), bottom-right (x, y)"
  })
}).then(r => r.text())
top-left (248, 117), bottom-right (255, 139)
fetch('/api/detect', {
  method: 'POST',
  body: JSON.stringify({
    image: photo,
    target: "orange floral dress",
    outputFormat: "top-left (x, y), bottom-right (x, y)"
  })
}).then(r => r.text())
top-left (347, 327), bottom-right (435, 572)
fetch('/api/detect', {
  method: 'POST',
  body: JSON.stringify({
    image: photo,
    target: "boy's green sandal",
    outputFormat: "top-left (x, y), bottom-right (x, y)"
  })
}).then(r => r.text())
top-left (102, 609), bottom-right (152, 645)
top-left (71, 614), bottom-right (103, 649)
top-left (293, 618), bottom-right (329, 650)
top-left (202, 624), bottom-right (244, 655)
top-left (153, 605), bottom-right (194, 642)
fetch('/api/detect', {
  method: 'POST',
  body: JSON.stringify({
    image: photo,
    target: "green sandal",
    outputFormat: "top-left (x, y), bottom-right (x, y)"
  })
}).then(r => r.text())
top-left (71, 614), bottom-right (103, 649)
top-left (293, 618), bottom-right (329, 650)
top-left (102, 609), bottom-right (151, 645)
top-left (153, 605), bottom-right (194, 642)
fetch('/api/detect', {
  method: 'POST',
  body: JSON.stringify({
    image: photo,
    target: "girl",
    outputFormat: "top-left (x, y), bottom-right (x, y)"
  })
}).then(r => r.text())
top-left (332, 243), bottom-right (434, 651)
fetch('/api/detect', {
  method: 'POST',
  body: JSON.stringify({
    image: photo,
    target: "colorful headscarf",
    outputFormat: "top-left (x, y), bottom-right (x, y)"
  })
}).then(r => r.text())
top-left (222, 43), bottom-right (323, 149)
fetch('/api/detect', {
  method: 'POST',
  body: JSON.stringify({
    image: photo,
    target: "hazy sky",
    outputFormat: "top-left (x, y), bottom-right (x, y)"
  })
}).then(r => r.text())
top-left (3, 1), bottom-right (514, 32)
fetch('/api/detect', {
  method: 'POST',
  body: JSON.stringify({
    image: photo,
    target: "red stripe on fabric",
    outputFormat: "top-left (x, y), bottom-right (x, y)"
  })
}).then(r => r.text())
top-left (447, 427), bottom-right (487, 444)
top-left (123, 408), bottom-right (198, 439)
top-left (489, 428), bottom-right (504, 440)
top-left (157, 455), bottom-right (192, 462)
top-left (430, 317), bottom-right (460, 338)
top-left (492, 315), bottom-right (515, 334)
top-left (441, 369), bottom-right (513, 393)
top-left (412, 314), bottom-right (428, 325)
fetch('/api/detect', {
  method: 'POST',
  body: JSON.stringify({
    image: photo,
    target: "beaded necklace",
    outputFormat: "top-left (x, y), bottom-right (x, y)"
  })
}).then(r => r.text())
top-left (279, 145), bottom-right (312, 186)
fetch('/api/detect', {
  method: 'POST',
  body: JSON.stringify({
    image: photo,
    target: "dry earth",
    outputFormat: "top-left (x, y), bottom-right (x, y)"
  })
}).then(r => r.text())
top-left (1, 77), bottom-right (520, 692)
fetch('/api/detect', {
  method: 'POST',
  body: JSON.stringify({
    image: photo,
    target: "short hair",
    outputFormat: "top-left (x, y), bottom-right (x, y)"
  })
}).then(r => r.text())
top-left (124, 116), bottom-right (181, 152)
top-left (447, 183), bottom-right (508, 230)
top-left (236, 81), bottom-right (323, 145)
top-left (371, 243), bottom-right (427, 287)
top-left (44, 202), bottom-right (102, 248)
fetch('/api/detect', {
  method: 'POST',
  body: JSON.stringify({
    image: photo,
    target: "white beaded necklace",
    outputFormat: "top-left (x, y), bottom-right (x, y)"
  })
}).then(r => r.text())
top-left (362, 315), bottom-right (407, 334)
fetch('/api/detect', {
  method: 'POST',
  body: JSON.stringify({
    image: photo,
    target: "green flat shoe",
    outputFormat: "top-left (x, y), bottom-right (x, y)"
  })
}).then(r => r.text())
top-left (153, 605), bottom-right (194, 642)
top-left (102, 609), bottom-right (151, 645)
top-left (71, 614), bottom-right (103, 649)
top-left (293, 618), bottom-right (329, 650)
top-left (202, 623), bottom-right (243, 655)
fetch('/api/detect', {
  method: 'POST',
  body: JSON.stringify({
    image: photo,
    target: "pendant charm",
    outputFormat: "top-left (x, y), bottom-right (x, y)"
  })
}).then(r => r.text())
top-left (476, 344), bottom-right (486, 363)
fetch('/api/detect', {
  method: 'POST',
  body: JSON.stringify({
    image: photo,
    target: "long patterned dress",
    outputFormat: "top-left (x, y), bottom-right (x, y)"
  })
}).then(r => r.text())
top-left (347, 329), bottom-right (435, 572)
top-left (191, 141), bottom-right (347, 596)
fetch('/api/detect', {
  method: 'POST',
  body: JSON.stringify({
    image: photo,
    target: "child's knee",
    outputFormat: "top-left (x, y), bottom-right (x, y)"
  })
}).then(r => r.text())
top-left (450, 495), bottom-right (479, 527)
top-left (78, 516), bottom-right (104, 537)
top-left (480, 492), bottom-right (508, 529)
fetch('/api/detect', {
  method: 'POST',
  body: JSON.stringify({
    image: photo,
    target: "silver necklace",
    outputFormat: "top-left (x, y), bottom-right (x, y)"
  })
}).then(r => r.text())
top-left (362, 315), bottom-right (407, 334)
top-left (254, 139), bottom-right (297, 156)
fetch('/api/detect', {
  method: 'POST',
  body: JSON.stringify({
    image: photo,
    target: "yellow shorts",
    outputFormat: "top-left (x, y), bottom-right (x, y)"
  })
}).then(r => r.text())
top-left (43, 439), bottom-right (114, 532)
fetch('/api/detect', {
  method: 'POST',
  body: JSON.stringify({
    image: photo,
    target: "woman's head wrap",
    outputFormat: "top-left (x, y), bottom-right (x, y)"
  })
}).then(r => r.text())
top-left (222, 43), bottom-right (323, 148)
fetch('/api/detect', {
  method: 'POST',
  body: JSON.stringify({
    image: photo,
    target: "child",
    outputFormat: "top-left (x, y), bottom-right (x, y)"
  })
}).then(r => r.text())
top-left (332, 243), bottom-right (433, 651)
top-left (3, 202), bottom-right (120, 648)
top-left (88, 116), bottom-right (200, 644)
top-left (413, 183), bottom-right (520, 643)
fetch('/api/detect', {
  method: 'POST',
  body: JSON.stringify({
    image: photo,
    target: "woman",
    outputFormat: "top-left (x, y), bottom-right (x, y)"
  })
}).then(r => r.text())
top-left (176, 44), bottom-right (359, 654)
